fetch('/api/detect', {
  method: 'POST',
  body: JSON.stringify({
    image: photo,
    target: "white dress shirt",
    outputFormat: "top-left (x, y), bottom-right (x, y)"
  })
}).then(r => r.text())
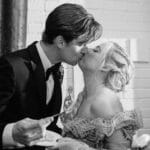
top-left (2, 41), bottom-right (55, 147)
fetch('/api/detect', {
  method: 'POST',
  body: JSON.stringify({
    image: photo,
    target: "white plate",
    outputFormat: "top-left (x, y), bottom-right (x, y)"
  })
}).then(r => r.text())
top-left (34, 130), bottom-right (62, 147)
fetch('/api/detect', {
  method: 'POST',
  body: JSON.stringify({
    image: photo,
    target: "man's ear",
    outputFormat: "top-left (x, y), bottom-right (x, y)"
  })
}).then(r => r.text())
top-left (54, 35), bottom-right (66, 48)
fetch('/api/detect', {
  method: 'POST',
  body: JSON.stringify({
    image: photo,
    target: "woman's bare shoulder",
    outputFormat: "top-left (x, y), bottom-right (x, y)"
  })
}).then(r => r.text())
top-left (91, 88), bottom-right (123, 119)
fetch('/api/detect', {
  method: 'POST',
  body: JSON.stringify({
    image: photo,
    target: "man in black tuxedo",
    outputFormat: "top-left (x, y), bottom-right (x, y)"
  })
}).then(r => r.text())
top-left (0, 3), bottom-right (102, 150)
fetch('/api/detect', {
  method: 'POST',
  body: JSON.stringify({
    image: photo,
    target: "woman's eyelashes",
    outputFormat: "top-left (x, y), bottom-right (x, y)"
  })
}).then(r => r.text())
top-left (93, 46), bottom-right (101, 53)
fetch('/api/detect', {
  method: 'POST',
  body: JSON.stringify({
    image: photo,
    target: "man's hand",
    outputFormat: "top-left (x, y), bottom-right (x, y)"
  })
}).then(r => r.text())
top-left (12, 117), bottom-right (53, 146)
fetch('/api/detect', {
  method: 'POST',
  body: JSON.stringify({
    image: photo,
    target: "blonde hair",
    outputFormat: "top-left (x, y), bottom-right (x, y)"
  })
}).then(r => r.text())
top-left (99, 41), bottom-right (133, 92)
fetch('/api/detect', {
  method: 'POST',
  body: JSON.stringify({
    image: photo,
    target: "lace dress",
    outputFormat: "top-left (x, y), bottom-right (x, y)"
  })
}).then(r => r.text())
top-left (60, 92), bottom-right (143, 150)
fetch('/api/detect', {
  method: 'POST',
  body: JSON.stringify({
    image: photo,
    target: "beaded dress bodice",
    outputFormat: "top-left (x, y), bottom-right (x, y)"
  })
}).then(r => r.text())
top-left (61, 92), bottom-right (143, 149)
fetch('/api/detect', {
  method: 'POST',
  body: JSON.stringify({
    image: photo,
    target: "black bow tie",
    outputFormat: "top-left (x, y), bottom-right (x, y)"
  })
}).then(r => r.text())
top-left (45, 63), bottom-right (61, 81)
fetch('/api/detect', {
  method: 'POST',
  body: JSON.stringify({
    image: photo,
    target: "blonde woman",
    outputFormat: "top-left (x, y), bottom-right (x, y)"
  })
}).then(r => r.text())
top-left (58, 42), bottom-right (143, 150)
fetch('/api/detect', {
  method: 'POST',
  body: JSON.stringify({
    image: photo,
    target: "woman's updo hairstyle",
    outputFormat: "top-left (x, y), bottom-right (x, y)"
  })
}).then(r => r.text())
top-left (100, 41), bottom-right (133, 92)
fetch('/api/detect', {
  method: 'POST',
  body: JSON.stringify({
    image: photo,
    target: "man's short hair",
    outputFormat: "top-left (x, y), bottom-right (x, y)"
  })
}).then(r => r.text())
top-left (42, 3), bottom-right (102, 44)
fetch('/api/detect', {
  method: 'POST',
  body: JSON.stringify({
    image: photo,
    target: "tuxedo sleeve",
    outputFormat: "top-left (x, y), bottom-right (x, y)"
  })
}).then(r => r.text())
top-left (0, 56), bottom-right (16, 148)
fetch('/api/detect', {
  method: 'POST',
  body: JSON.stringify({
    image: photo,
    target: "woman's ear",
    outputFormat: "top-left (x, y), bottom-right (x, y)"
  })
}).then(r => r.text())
top-left (54, 35), bottom-right (66, 48)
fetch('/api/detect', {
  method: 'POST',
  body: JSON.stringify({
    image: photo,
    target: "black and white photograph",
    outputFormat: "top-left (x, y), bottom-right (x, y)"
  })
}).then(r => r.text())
top-left (0, 0), bottom-right (150, 150)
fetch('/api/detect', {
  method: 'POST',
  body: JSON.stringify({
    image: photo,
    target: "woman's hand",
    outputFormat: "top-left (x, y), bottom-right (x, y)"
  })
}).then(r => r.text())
top-left (132, 133), bottom-right (150, 150)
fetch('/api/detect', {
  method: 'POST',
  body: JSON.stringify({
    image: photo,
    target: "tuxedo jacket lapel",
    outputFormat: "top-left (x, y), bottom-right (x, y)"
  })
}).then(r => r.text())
top-left (27, 43), bottom-right (47, 107)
